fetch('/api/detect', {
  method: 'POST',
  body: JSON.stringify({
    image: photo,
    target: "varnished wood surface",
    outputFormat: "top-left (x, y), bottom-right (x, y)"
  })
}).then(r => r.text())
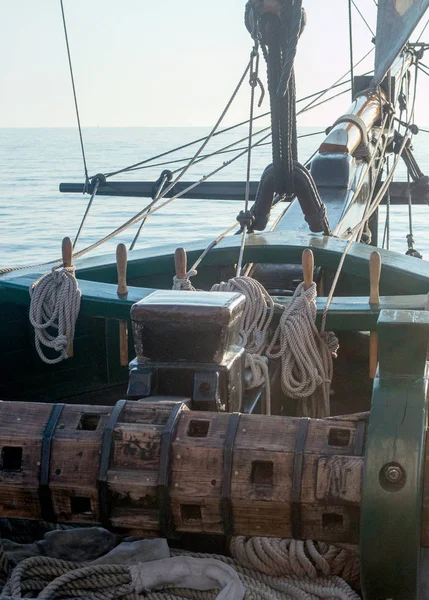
top-left (319, 89), bottom-right (387, 155)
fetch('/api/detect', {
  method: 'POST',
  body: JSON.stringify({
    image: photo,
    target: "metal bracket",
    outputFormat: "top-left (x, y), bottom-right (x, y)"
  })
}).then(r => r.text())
top-left (360, 309), bottom-right (429, 600)
top-left (39, 403), bottom-right (64, 522)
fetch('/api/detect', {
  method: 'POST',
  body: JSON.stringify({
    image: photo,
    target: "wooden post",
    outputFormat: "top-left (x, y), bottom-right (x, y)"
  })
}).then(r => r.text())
top-left (302, 248), bottom-right (314, 290)
top-left (116, 243), bottom-right (129, 367)
top-left (369, 251), bottom-right (381, 378)
top-left (62, 237), bottom-right (74, 357)
top-left (174, 247), bottom-right (187, 280)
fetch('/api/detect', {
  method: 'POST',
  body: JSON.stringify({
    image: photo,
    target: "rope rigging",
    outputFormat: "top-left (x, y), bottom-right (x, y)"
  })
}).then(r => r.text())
top-left (59, 0), bottom-right (89, 189)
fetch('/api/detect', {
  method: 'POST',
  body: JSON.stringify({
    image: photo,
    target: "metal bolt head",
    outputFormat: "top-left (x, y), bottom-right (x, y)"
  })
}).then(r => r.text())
top-left (384, 464), bottom-right (404, 484)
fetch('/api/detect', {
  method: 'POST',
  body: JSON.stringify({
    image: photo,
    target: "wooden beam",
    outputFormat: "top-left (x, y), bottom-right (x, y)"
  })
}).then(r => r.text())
top-left (319, 89), bottom-right (387, 155)
top-left (59, 181), bottom-right (428, 204)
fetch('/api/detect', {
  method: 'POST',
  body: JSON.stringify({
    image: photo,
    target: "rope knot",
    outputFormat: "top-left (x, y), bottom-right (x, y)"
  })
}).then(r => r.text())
top-left (172, 269), bottom-right (198, 291)
top-left (52, 334), bottom-right (69, 353)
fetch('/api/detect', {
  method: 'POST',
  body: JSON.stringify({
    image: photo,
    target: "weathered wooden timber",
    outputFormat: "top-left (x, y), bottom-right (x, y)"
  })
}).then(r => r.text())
top-left (0, 399), bottom-right (366, 542)
top-left (1, 393), bottom-right (428, 547)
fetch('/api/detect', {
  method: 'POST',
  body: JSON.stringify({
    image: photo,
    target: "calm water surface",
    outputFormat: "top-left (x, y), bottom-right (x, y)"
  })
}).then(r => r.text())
top-left (1, 127), bottom-right (428, 267)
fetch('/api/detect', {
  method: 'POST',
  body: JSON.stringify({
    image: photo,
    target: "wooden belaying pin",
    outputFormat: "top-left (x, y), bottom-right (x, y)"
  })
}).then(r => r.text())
top-left (369, 251), bottom-right (381, 379)
top-left (174, 247), bottom-right (187, 280)
top-left (302, 248), bottom-right (314, 291)
top-left (62, 237), bottom-right (74, 357)
top-left (116, 243), bottom-right (129, 367)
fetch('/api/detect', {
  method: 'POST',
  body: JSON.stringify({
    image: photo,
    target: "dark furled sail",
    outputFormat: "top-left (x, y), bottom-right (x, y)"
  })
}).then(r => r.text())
top-left (374, 0), bottom-right (429, 85)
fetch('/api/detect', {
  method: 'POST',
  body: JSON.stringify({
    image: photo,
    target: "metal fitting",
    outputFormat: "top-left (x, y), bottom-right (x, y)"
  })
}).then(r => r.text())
top-left (383, 463), bottom-right (405, 484)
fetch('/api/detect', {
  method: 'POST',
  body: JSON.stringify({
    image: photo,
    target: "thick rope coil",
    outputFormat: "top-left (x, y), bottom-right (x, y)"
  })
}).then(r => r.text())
top-left (29, 266), bottom-right (81, 364)
top-left (169, 549), bottom-right (360, 600)
top-left (172, 273), bottom-right (338, 417)
top-left (211, 276), bottom-right (274, 413)
top-left (0, 535), bottom-right (359, 600)
top-left (266, 281), bottom-right (338, 418)
top-left (230, 537), bottom-right (360, 583)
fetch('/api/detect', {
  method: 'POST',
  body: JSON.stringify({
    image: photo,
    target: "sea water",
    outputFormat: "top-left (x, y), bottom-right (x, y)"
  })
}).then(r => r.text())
top-left (0, 126), bottom-right (428, 267)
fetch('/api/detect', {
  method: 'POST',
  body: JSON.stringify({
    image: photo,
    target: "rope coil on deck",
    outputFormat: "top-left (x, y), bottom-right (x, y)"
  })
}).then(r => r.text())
top-left (0, 529), bottom-right (361, 600)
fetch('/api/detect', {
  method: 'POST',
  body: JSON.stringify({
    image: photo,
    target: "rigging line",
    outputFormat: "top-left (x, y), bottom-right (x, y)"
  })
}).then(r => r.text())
top-left (236, 47), bottom-right (259, 278)
top-left (321, 122), bottom-right (394, 332)
top-left (70, 132), bottom-right (273, 262)
top-left (103, 59), bottom-right (252, 181)
top-left (416, 16), bottom-right (429, 43)
top-left (190, 223), bottom-right (239, 272)
top-left (128, 173), bottom-right (168, 251)
top-left (299, 47), bottom-right (374, 115)
top-left (418, 64), bottom-right (429, 77)
top-left (407, 170), bottom-right (414, 237)
top-left (150, 59), bottom-right (252, 206)
top-left (382, 157), bottom-right (391, 250)
top-left (356, 121), bottom-right (394, 242)
top-left (60, 0), bottom-right (89, 186)
top-left (351, 0), bottom-right (375, 37)
top-left (99, 77), bottom-right (371, 180)
top-left (348, 0), bottom-right (355, 99)
top-left (73, 178), bottom-right (100, 250)
top-left (348, 130), bottom-right (411, 238)
top-left (108, 129), bottom-right (326, 176)
top-left (333, 112), bottom-right (389, 235)
top-left (133, 125), bottom-right (273, 177)
top-left (298, 87), bottom-right (351, 115)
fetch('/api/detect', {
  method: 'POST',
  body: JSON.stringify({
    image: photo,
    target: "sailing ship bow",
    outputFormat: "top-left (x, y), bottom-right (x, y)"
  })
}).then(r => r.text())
top-left (374, 0), bottom-right (429, 85)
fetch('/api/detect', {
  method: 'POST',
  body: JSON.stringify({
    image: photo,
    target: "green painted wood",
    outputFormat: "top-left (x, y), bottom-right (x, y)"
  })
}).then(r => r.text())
top-left (360, 309), bottom-right (429, 600)
top-left (3, 232), bottom-right (429, 404)
top-left (1, 274), bottom-right (428, 331)
top-left (69, 232), bottom-right (429, 295)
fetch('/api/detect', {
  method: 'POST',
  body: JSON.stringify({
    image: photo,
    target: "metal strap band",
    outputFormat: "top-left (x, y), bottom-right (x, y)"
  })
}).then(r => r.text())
top-left (291, 417), bottom-right (310, 539)
top-left (353, 419), bottom-right (366, 456)
top-left (220, 412), bottom-right (241, 536)
top-left (39, 403), bottom-right (64, 523)
top-left (157, 402), bottom-right (184, 538)
top-left (98, 399), bottom-right (126, 527)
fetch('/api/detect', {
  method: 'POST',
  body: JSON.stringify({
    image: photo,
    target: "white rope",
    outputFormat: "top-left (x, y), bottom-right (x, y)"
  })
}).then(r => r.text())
top-left (266, 282), bottom-right (338, 418)
top-left (173, 272), bottom-right (338, 418)
top-left (230, 537), bottom-right (360, 583)
top-left (211, 276), bottom-right (274, 414)
top-left (168, 549), bottom-right (361, 600)
top-left (29, 266), bottom-right (81, 364)
top-left (173, 269), bottom-right (198, 291)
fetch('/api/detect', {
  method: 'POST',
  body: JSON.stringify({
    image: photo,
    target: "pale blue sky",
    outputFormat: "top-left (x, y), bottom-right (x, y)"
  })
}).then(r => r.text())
top-left (1, 0), bottom-right (428, 127)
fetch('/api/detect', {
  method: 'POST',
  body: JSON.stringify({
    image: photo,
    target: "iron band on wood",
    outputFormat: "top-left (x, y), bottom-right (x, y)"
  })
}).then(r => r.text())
top-left (157, 402), bottom-right (184, 538)
top-left (353, 419), bottom-right (366, 457)
top-left (39, 403), bottom-right (65, 523)
top-left (98, 399), bottom-right (127, 527)
top-left (291, 417), bottom-right (310, 539)
top-left (220, 412), bottom-right (241, 536)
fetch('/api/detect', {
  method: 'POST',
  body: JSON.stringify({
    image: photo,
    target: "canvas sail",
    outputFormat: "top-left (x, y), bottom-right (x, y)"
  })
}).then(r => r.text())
top-left (374, 0), bottom-right (429, 85)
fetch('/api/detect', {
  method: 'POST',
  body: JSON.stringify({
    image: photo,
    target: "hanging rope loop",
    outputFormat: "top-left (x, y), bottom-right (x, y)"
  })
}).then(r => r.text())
top-left (29, 266), bottom-right (82, 364)
top-left (266, 281), bottom-right (338, 417)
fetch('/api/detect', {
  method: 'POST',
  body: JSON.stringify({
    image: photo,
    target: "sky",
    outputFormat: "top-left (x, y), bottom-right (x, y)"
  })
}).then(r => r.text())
top-left (1, 0), bottom-right (428, 128)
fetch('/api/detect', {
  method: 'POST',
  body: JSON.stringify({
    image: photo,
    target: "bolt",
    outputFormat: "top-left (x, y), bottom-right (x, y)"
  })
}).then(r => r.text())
top-left (384, 464), bottom-right (404, 484)
top-left (199, 382), bottom-right (212, 396)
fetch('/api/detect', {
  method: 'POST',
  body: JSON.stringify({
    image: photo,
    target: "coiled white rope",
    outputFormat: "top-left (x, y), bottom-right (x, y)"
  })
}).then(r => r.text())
top-left (211, 276), bottom-right (274, 414)
top-left (29, 266), bottom-right (81, 364)
top-left (230, 536), bottom-right (360, 582)
top-left (266, 281), bottom-right (338, 418)
top-left (174, 270), bottom-right (337, 418)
